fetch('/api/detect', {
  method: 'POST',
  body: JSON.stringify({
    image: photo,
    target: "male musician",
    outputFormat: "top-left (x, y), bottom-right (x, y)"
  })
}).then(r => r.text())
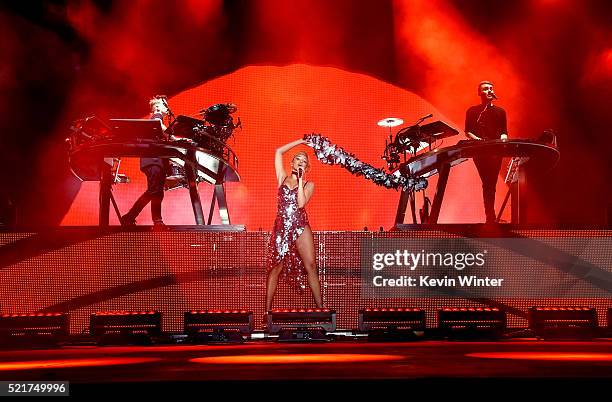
top-left (465, 81), bottom-right (508, 223)
top-left (120, 97), bottom-right (169, 228)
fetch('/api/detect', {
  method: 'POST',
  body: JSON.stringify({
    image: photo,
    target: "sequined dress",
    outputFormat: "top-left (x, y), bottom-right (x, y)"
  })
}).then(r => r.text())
top-left (267, 182), bottom-right (309, 291)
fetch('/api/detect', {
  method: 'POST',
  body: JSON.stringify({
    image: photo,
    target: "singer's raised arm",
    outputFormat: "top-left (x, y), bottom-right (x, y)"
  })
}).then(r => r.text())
top-left (275, 139), bottom-right (305, 185)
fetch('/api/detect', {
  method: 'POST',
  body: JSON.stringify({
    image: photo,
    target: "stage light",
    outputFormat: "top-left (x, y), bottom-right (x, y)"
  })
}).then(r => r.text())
top-left (438, 307), bottom-right (507, 339)
top-left (90, 310), bottom-right (161, 345)
top-left (529, 307), bottom-right (599, 339)
top-left (268, 309), bottom-right (336, 342)
top-left (184, 310), bottom-right (253, 343)
top-left (358, 308), bottom-right (425, 341)
top-left (0, 313), bottom-right (68, 347)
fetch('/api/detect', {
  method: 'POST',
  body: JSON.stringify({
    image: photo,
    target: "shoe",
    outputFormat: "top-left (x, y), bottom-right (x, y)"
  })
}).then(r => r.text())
top-left (120, 215), bottom-right (136, 227)
top-left (152, 221), bottom-right (169, 231)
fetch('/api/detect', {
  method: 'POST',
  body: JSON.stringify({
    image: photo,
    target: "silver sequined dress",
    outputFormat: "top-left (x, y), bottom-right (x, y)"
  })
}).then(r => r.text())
top-left (267, 182), bottom-right (309, 290)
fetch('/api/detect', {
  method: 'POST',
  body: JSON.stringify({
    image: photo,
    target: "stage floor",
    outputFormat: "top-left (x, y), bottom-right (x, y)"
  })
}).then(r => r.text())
top-left (1, 339), bottom-right (610, 395)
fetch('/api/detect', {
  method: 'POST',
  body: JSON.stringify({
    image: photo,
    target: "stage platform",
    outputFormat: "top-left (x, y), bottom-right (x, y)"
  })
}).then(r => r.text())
top-left (0, 226), bottom-right (611, 394)
top-left (0, 226), bottom-right (610, 333)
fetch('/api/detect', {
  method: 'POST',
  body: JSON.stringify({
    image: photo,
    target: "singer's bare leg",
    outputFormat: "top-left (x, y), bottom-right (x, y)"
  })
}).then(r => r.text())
top-left (266, 263), bottom-right (283, 312)
top-left (296, 225), bottom-right (323, 308)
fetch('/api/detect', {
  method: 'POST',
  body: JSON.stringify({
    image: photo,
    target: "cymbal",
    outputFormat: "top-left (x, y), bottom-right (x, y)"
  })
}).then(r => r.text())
top-left (377, 117), bottom-right (404, 128)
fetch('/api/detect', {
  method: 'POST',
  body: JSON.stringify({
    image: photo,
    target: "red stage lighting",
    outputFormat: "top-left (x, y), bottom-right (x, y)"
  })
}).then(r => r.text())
top-left (0, 313), bottom-right (68, 346)
top-left (529, 306), bottom-right (599, 339)
top-left (90, 310), bottom-right (161, 345)
top-left (184, 310), bottom-right (253, 343)
top-left (438, 307), bottom-right (506, 339)
top-left (268, 309), bottom-right (336, 341)
top-left (358, 308), bottom-right (425, 341)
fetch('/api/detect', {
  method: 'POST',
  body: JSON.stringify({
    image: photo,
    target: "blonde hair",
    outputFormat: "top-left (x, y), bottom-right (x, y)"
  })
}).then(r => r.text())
top-left (149, 97), bottom-right (165, 112)
top-left (292, 151), bottom-right (311, 171)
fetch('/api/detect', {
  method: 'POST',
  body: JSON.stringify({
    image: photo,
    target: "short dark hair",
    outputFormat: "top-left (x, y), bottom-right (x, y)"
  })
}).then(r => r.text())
top-left (478, 80), bottom-right (493, 93)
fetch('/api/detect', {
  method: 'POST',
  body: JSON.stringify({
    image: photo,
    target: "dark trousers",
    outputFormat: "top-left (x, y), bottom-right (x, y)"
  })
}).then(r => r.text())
top-left (125, 164), bottom-right (165, 223)
top-left (473, 157), bottom-right (502, 223)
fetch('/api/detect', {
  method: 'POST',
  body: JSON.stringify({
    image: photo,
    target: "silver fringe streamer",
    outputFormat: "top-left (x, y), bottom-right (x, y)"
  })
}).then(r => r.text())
top-left (303, 133), bottom-right (427, 192)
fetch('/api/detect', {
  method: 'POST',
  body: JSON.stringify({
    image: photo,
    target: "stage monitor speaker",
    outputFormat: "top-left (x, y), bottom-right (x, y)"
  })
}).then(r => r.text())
top-left (358, 308), bottom-right (425, 341)
top-left (268, 309), bottom-right (336, 342)
top-left (438, 307), bottom-right (506, 339)
top-left (184, 310), bottom-right (253, 343)
top-left (0, 313), bottom-right (68, 347)
top-left (90, 310), bottom-right (161, 345)
top-left (529, 307), bottom-right (599, 339)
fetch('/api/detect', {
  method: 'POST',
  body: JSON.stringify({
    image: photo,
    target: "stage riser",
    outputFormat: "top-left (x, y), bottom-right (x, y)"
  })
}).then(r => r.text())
top-left (0, 230), bottom-right (610, 333)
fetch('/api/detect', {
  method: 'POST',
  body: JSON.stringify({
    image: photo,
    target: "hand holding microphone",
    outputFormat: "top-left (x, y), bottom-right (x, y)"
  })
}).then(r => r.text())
top-left (297, 167), bottom-right (304, 179)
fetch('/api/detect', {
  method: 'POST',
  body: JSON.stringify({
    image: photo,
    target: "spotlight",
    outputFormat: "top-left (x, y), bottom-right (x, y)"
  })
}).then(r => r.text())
top-left (268, 309), bottom-right (336, 342)
top-left (529, 307), bottom-right (599, 339)
top-left (184, 310), bottom-right (253, 343)
top-left (90, 310), bottom-right (161, 345)
top-left (438, 307), bottom-right (506, 339)
top-left (0, 313), bottom-right (68, 347)
top-left (358, 308), bottom-right (425, 341)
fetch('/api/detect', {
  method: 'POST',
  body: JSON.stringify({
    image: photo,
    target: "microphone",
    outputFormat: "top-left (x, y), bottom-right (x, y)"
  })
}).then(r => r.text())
top-left (298, 167), bottom-right (304, 179)
top-left (415, 113), bottom-right (433, 125)
top-left (491, 92), bottom-right (498, 100)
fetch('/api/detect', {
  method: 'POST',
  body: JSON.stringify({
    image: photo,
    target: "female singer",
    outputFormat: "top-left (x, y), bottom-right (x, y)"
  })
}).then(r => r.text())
top-left (265, 139), bottom-right (323, 314)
